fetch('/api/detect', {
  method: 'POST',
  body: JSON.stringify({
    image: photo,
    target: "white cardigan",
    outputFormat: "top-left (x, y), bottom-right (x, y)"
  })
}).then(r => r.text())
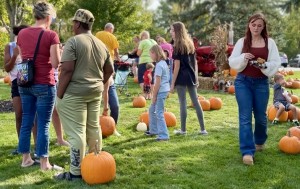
top-left (228, 37), bottom-right (281, 77)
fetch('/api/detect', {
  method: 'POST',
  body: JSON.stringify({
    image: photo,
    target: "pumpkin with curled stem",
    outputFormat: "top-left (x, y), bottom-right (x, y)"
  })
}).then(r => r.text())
top-left (278, 131), bottom-right (300, 154)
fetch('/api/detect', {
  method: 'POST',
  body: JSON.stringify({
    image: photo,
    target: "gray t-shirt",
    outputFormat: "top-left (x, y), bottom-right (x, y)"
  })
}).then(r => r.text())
top-left (273, 83), bottom-right (287, 103)
top-left (154, 60), bottom-right (170, 93)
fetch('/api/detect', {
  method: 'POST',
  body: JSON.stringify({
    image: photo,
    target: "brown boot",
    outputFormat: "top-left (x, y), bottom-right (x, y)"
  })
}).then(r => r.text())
top-left (242, 155), bottom-right (254, 165)
top-left (255, 144), bottom-right (265, 152)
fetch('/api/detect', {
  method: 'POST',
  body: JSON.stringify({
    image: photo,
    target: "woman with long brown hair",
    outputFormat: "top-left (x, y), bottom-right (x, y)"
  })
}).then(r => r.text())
top-left (229, 13), bottom-right (281, 165)
top-left (170, 21), bottom-right (207, 136)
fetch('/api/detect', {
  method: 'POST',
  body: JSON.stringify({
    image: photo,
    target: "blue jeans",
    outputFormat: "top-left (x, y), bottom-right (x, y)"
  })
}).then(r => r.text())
top-left (109, 84), bottom-right (119, 124)
top-left (235, 74), bottom-right (269, 156)
top-left (18, 85), bottom-right (56, 157)
top-left (149, 91), bottom-right (169, 139)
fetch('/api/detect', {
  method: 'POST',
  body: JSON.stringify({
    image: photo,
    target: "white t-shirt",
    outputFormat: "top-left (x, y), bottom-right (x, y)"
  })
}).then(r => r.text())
top-left (9, 42), bottom-right (22, 81)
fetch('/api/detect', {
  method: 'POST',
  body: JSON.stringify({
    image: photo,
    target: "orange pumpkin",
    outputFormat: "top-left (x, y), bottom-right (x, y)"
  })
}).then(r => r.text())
top-left (285, 82), bottom-right (293, 88)
top-left (288, 109), bottom-right (295, 121)
top-left (99, 116), bottom-right (116, 137)
top-left (81, 151), bottom-right (116, 185)
top-left (164, 111), bottom-right (177, 127)
top-left (286, 78), bottom-right (294, 82)
top-left (209, 97), bottom-right (222, 110)
top-left (278, 131), bottom-right (300, 154)
top-left (3, 75), bottom-right (10, 83)
top-left (133, 77), bottom-right (138, 83)
top-left (292, 81), bottom-right (300, 89)
top-left (139, 111), bottom-right (149, 126)
top-left (199, 99), bottom-right (211, 111)
top-left (267, 105), bottom-right (288, 122)
top-left (230, 69), bottom-right (237, 76)
top-left (228, 85), bottom-right (235, 94)
top-left (288, 127), bottom-right (300, 140)
top-left (288, 70), bottom-right (294, 75)
top-left (191, 95), bottom-right (206, 107)
top-left (291, 95), bottom-right (299, 104)
top-left (133, 95), bottom-right (146, 108)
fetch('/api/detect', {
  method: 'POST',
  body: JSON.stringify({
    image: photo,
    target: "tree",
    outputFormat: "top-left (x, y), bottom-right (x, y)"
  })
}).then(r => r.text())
top-left (62, 0), bottom-right (153, 53)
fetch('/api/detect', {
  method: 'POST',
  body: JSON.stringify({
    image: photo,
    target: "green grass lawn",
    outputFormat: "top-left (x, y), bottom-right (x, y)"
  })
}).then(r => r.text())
top-left (1, 72), bottom-right (300, 189)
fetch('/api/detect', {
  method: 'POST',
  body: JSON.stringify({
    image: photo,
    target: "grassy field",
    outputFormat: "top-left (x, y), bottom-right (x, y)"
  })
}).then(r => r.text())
top-left (1, 71), bottom-right (300, 189)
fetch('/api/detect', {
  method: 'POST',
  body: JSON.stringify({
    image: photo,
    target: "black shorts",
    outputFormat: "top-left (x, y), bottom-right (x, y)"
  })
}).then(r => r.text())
top-left (11, 79), bottom-right (20, 98)
top-left (138, 63), bottom-right (154, 84)
top-left (143, 85), bottom-right (151, 94)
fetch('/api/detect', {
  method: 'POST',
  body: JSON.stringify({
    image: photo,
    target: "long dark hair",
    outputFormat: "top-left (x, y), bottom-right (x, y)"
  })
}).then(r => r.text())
top-left (242, 13), bottom-right (268, 53)
top-left (172, 22), bottom-right (195, 55)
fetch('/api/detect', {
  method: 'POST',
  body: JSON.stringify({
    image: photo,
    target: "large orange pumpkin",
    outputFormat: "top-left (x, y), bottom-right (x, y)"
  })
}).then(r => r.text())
top-left (230, 69), bottom-right (237, 76)
top-left (291, 95), bottom-right (299, 104)
top-left (139, 111), bottom-right (149, 126)
top-left (292, 81), bottom-right (300, 89)
top-left (288, 70), bottom-right (294, 75)
top-left (288, 127), bottom-right (300, 140)
top-left (81, 151), bottom-right (116, 185)
top-left (278, 131), bottom-right (300, 154)
top-left (285, 82), bottom-right (293, 88)
top-left (228, 85), bottom-right (235, 94)
top-left (133, 95), bottom-right (146, 108)
top-left (133, 77), bottom-right (138, 83)
top-left (199, 99), bottom-right (210, 111)
top-left (267, 105), bottom-right (288, 122)
top-left (164, 111), bottom-right (177, 127)
top-left (3, 75), bottom-right (10, 83)
top-left (99, 116), bottom-right (116, 137)
top-left (191, 95), bottom-right (206, 107)
top-left (209, 97), bottom-right (222, 110)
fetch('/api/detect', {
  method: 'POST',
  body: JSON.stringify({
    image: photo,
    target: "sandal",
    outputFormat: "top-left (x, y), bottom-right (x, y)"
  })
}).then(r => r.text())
top-left (51, 164), bottom-right (64, 171)
top-left (54, 172), bottom-right (82, 181)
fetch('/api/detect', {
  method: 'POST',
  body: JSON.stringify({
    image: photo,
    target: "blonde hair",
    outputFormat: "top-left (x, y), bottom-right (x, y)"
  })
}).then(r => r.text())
top-left (274, 74), bottom-right (284, 82)
top-left (150, 45), bottom-right (166, 62)
top-left (157, 37), bottom-right (167, 44)
top-left (172, 21), bottom-right (195, 54)
top-left (33, 1), bottom-right (56, 20)
top-left (140, 31), bottom-right (150, 39)
top-left (146, 62), bottom-right (155, 69)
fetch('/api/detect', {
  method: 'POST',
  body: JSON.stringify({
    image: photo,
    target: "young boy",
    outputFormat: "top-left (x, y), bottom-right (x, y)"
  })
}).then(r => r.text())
top-left (273, 74), bottom-right (299, 126)
top-left (143, 63), bottom-right (154, 99)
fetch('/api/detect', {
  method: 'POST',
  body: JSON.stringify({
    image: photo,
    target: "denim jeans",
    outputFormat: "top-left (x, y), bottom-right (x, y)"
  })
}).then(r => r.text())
top-left (108, 84), bottom-right (119, 124)
top-left (149, 91), bottom-right (169, 139)
top-left (235, 74), bottom-right (269, 156)
top-left (18, 85), bottom-right (56, 157)
top-left (176, 85), bottom-right (205, 131)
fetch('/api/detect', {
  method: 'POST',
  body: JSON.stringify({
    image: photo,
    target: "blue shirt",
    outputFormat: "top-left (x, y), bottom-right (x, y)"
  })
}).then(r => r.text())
top-left (154, 60), bottom-right (170, 93)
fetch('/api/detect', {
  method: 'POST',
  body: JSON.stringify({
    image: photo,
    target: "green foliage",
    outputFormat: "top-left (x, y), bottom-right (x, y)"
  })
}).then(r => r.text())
top-left (61, 0), bottom-right (153, 54)
top-left (281, 7), bottom-right (300, 58)
top-left (0, 32), bottom-right (9, 69)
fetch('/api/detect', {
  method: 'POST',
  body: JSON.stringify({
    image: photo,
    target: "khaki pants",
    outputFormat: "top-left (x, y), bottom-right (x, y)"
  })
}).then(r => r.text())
top-left (56, 93), bottom-right (102, 175)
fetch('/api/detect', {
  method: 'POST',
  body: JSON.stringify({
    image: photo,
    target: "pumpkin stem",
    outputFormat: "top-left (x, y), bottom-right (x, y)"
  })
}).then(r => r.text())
top-left (287, 130), bottom-right (291, 137)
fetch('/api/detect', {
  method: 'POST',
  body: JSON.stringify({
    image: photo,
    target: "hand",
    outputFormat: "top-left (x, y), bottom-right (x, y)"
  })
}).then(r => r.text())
top-left (102, 108), bottom-right (109, 116)
top-left (244, 53), bottom-right (255, 60)
top-left (170, 83), bottom-right (175, 93)
top-left (57, 95), bottom-right (63, 100)
top-left (152, 96), bottom-right (157, 104)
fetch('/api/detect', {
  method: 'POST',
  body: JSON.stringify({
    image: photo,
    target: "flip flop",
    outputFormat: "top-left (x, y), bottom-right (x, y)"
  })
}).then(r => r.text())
top-left (21, 160), bottom-right (40, 168)
top-left (54, 172), bottom-right (82, 181)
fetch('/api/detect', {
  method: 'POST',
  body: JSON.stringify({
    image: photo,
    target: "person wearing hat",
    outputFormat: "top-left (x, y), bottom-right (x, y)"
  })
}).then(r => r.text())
top-left (56, 9), bottom-right (114, 180)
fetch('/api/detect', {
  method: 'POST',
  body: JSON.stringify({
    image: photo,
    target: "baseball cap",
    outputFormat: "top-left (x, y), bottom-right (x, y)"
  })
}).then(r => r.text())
top-left (72, 9), bottom-right (94, 27)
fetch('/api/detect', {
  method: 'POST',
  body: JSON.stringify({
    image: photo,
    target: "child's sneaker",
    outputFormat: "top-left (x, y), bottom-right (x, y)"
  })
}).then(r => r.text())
top-left (199, 130), bottom-right (208, 135)
top-left (173, 129), bottom-right (187, 135)
top-left (292, 120), bottom-right (300, 126)
top-left (144, 131), bottom-right (157, 137)
top-left (272, 119), bottom-right (279, 125)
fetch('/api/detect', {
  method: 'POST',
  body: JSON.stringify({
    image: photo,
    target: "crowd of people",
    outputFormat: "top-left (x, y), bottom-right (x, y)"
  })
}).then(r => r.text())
top-left (3, 1), bottom-right (284, 181)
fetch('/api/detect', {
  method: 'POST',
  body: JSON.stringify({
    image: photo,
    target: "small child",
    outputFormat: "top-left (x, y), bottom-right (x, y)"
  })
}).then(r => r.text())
top-left (273, 74), bottom-right (299, 126)
top-left (144, 45), bottom-right (170, 141)
top-left (143, 63), bottom-right (154, 100)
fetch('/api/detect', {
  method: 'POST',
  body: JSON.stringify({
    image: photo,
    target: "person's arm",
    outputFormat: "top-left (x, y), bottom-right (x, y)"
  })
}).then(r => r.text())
top-left (102, 78), bottom-right (111, 116)
top-left (170, 59), bottom-right (180, 93)
top-left (148, 73), bottom-right (152, 83)
top-left (137, 49), bottom-right (142, 56)
top-left (4, 44), bottom-right (18, 72)
top-left (114, 48), bottom-right (120, 61)
top-left (57, 60), bottom-right (75, 99)
top-left (103, 54), bottom-right (114, 85)
top-left (260, 38), bottom-right (281, 77)
top-left (152, 76), bottom-right (161, 104)
top-left (228, 38), bottom-right (252, 72)
top-left (50, 43), bottom-right (60, 69)
top-left (194, 55), bottom-right (199, 86)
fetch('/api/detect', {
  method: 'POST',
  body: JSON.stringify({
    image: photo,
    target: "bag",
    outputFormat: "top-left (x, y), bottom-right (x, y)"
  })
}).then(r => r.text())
top-left (17, 30), bottom-right (44, 87)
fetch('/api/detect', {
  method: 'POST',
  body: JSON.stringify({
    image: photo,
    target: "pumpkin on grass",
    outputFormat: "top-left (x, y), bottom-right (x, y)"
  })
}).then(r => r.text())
top-left (199, 99), bottom-right (210, 111)
top-left (267, 105), bottom-right (288, 122)
top-left (81, 142), bottom-right (116, 185)
top-left (228, 85), bottom-right (235, 94)
top-left (164, 110), bottom-right (177, 127)
top-left (133, 77), bottom-right (138, 83)
top-left (133, 95), bottom-right (146, 108)
top-left (191, 95), bottom-right (205, 107)
top-left (139, 110), bottom-right (149, 126)
top-left (99, 115), bottom-right (115, 137)
top-left (292, 81), bottom-right (300, 89)
top-left (278, 131), bottom-right (300, 154)
top-left (291, 95), bottom-right (299, 104)
top-left (288, 126), bottom-right (300, 140)
top-left (136, 122), bottom-right (147, 132)
top-left (209, 97), bottom-right (222, 110)
top-left (3, 75), bottom-right (10, 84)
